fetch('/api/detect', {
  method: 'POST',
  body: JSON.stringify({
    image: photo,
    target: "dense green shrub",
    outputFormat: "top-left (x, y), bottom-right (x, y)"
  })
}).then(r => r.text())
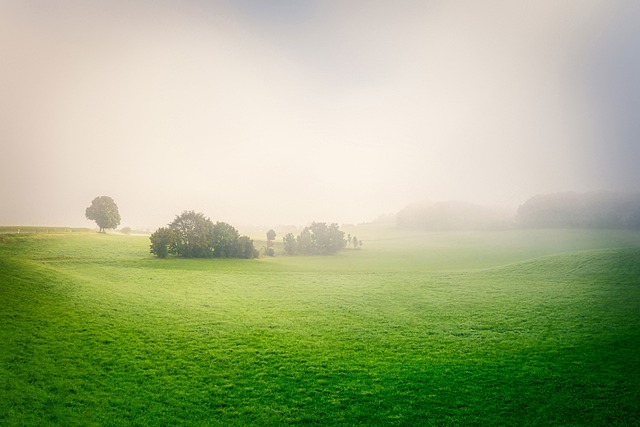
top-left (150, 211), bottom-right (257, 259)
top-left (149, 227), bottom-right (174, 258)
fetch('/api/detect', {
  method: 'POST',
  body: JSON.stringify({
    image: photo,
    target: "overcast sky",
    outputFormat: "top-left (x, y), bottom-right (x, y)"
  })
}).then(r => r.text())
top-left (1, 0), bottom-right (639, 228)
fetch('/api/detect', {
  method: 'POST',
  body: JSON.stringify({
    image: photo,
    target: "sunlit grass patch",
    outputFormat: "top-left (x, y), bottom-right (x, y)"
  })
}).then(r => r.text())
top-left (1, 230), bottom-right (639, 425)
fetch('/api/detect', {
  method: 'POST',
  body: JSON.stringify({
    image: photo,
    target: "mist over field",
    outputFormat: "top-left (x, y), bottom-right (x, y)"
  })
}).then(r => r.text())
top-left (1, 1), bottom-right (639, 228)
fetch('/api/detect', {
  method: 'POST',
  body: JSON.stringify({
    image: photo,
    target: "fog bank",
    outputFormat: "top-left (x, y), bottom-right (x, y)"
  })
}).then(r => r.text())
top-left (1, 1), bottom-right (639, 228)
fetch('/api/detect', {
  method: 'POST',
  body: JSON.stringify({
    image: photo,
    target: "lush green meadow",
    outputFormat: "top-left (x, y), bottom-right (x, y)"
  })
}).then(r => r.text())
top-left (1, 228), bottom-right (640, 425)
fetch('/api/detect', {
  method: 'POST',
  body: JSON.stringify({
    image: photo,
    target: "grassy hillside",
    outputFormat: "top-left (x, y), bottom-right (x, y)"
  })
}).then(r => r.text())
top-left (0, 226), bottom-right (92, 234)
top-left (1, 230), bottom-right (639, 425)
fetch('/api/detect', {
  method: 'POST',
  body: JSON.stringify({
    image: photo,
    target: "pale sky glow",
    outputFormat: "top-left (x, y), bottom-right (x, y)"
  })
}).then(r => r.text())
top-left (1, 1), bottom-right (639, 228)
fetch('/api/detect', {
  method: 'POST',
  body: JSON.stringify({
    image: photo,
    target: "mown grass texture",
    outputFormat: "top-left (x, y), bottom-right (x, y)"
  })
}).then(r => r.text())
top-left (1, 229), bottom-right (639, 425)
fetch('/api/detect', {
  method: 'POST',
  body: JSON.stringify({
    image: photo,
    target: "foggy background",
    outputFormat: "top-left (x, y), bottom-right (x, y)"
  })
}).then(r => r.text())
top-left (1, 1), bottom-right (639, 229)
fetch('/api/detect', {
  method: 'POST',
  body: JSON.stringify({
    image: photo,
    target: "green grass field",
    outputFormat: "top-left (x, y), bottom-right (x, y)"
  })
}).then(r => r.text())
top-left (1, 228), bottom-right (639, 425)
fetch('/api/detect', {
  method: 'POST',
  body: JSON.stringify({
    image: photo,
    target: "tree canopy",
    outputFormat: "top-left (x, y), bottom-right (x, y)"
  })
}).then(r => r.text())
top-left (169, 211), bottom-right (215, 258)
top-left (85, 196), bottom-right (121, 233)
top-left (150, 211), bottom-right (258, 259)
top-left (149, 227), bottom-right (174, 259)
top-left (282, 222), bottom-right (346, 255)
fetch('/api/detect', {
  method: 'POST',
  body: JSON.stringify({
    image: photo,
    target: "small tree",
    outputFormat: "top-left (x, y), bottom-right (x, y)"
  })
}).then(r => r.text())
top-left (149, 227), bottom-right (175, 258)
top-left (283, 233), bottom-right (298, 255)
top-left (236, 235), bottom-right (259, 259)
top-left (85, 196), bottom-right (121, 233)
top-left (267, 229), bottom-right (277, 243)
top-left (266, 229), bottom-right (276, 256)
top-left (296, 228), bottom-right (314, 254)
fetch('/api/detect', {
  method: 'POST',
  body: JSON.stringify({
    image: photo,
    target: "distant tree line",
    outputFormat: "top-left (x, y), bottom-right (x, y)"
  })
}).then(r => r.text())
top-left (516, 191), bottom-right (640, 229)
top-left (83, 197), bottom-right (355, 258)
top-left (150, 211), bottom-right (258, 258)
top-left (397, 201), bottom-right (506, 231)
top-left (396, 192), bottom-right (640, 231)
top-left (282, 222), bottom-right (349, 255)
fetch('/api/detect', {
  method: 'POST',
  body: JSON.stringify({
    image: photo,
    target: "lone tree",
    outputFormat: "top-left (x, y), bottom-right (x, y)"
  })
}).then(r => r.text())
top-left (266, 229), bottom-right (276, 256)
top-left (85, 196), bottom-right (121, 233)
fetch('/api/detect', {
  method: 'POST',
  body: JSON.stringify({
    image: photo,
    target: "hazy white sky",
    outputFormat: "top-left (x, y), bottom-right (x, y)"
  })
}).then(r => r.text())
top-left (1, 0), bottom-right (639, 228)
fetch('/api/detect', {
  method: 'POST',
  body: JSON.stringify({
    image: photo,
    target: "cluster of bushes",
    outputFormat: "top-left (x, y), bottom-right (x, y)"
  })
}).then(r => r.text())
top-left (282, 222), bottom-right (347, 255)
top-left (150, 211), bottom-right (258, 259)
top-left (516, 191), bottom-right (640, 229)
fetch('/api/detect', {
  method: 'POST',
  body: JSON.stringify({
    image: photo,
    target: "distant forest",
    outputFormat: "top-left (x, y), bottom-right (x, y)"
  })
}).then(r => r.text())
top-left (516, 192), bottom-right (640, 229)
top-left (397, 201), bottom-right (508, 231)
top-left (397, 192), bottom-right (640, 231)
